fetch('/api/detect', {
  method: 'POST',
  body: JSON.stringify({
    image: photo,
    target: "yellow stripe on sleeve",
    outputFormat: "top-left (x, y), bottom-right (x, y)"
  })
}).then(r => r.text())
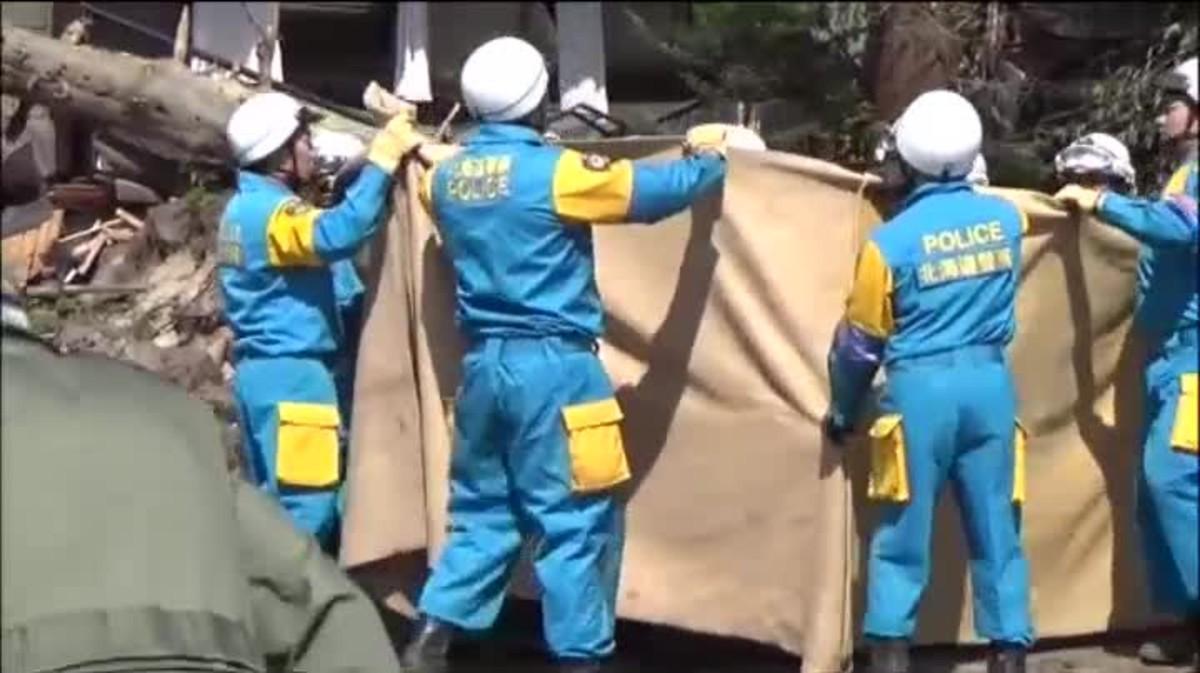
top-left (551, 149), bottom-right (636, 224)
top-left (845, 240), bottom-right (895, 338)
top-left (1164, 163), bottom-right (1194, 197)
top-left (266, 198), bottom-right (324, 267)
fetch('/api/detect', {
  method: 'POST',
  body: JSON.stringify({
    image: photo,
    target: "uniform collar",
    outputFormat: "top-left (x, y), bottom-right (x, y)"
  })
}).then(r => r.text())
top-left (465, 123), bottom-right (546, 147)
top-left (903, 179), bottom-right (973, 209)
top-left (237, 170), bottom-right (296, 196)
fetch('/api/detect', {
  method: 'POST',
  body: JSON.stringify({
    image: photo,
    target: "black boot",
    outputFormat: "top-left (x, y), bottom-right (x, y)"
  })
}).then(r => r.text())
top-left (868, 637), bottom-right (910, 673)
top-left (1137, 628), bottom-right (1199, 667)
top-left (986, 642), bottom-right (1026, 673)
top-left (400, 615), bottom-right (454, 673)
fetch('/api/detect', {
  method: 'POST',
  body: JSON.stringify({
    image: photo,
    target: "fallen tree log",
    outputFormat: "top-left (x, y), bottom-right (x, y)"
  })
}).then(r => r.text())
top-left (2, 23), bottom-right (376, 165)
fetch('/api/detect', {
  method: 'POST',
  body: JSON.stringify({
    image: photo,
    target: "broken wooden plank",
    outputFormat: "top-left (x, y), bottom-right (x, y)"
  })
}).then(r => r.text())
top-left (114, 207), bottom-right (147, 230)
top-left (58, 217), bottom-right (122, 244)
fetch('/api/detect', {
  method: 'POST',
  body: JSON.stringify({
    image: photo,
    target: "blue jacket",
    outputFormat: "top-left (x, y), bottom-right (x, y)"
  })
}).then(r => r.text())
top-left (827, 180), bottom-right (1028, 427)
top-left (1098, 159), bottom-right (1198, 344)
top-left (217, 167), bottom-right (391, 361)
top-left (423, 123), bottom-right (726, 342)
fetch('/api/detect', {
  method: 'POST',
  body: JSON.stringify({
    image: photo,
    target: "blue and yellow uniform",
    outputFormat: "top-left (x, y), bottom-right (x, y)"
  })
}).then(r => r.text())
top-left (1097, 159), bottom-right (1198, 617)
top-left (827, 180), bottom-right (1034, 645)
top-left (217, 164), bottom-right (393, 552)
top-left (416, 123), bottom-right (725, 660)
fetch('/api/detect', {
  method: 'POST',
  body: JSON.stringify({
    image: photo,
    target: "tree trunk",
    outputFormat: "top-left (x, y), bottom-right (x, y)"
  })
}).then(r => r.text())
top-left (2, 24), bottom-right (375, 166)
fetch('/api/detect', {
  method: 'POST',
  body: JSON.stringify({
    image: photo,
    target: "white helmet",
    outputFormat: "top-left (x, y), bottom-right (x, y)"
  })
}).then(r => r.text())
top-left (226, 92), bottom-right (315, 167)
top-left (460, 37), bottom-right (549, 123)
top-left (1054, 132), bottom-right (1136, 188)
top-left (893, 90), bottom-right (983, 180)
top-left (1164, 57), bottom-right (1198, 105)
top-left (967, 153), bottom-right (989, 186)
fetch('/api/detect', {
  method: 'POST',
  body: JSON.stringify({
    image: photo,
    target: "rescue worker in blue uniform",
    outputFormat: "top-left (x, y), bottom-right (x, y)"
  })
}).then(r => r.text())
top-left (218, 91), bottom-right (428, 554)
top-left (1056, 57), bottom-right (1198, 668)
top-left (399, 36), bottom-right (762, 673)
top-left (824, 90), bottom-right (1034, 673)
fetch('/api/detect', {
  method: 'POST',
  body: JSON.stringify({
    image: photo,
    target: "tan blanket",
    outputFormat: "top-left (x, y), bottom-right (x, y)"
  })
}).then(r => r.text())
top-left (341, 140), bottom-right (1159, 672)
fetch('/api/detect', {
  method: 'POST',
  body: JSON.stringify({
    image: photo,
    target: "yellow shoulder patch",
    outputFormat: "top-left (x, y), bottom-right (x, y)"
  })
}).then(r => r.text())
top-left (552, 149), bottom-right (635, 224)
top-left (845, 240), bottom-right (895, 338)
top-left (1164, 163), bottom-right (1194, 197)
top-left (266, 198), bottom-right (324, 267)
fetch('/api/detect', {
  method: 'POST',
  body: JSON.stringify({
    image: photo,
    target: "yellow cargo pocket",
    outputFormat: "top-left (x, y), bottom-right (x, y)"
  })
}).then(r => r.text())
top-left (1171, 373), bottom-right (1198, 454)
top-left (276, 402), bottom-right (341, 489)
top-left (561, 398), bottom-right (631, 493)
top-left (867, 414), bottom-right (910, 503)
top-left (1013, 420), bottom-right (1028, 504)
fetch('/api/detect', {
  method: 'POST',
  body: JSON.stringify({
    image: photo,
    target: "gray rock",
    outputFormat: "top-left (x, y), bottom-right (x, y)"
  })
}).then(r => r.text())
top-left (146, 199), bottom-right (191, 247)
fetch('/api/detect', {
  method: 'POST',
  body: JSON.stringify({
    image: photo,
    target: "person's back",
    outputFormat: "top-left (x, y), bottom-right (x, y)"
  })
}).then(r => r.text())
top-left (825, 90), bottom-right (1033, 673)
top-left (425, 123), bottom-right (725, 343)
top-left (1, 305), bottom-right (402, 672)
top-left (2, 328), bottom-right (262, 671)
top-left (870, 181), bottom-right (1026, 364)
top-left (404, 36), bottom-right (747, 673)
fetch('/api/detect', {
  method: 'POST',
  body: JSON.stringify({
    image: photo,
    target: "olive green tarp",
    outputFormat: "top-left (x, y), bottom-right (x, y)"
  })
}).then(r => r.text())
top-left (341, 138), bottom-right (1161, 672)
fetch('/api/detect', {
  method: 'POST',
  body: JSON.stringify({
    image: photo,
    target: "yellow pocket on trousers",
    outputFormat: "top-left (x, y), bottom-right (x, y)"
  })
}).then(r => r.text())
top-left (868, 414), bottom-right (910, 503)
top-left (561, 398), bottom-right (631, 493)
top-left (1171, 373), bottom-right (1198, 454)
top-left (1013, 419), bottom-right (1028, 504)
top-left (276, 402), bottom-right (341, 488)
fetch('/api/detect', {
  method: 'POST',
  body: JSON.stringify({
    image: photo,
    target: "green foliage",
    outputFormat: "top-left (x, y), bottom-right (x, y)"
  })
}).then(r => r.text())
top-left (626, 3), bottom-right (881, 163)
top-left (1073, 14), bottom-right (1197, 193)
top-left (628, 2), bottom-right (1197, 189)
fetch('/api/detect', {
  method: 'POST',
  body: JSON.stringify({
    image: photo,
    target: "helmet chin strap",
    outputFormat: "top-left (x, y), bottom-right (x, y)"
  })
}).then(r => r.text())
top-left (267, 137), bottom-right (304, 190)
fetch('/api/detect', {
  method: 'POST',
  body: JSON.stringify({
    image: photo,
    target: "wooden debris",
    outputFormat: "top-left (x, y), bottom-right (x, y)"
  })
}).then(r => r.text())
top-left (64, 231), bottom-right (109, 283)
top-left (114, 207), bottom-right (147, 230)
top-left (58, 217), bottom-right (122, 244)
top-left (1, 209), bottom-right (64, 287)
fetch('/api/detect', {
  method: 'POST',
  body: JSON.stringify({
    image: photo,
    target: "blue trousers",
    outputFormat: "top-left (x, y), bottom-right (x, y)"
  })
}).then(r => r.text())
top-left (418, 337), bottom-right (626, 660)
top-left (864, 346), bottom-right (1033, 645)
top-left (234, 356), bottom-right (345, 552)
top-left (1138, 333), bottom-right (1198, 617)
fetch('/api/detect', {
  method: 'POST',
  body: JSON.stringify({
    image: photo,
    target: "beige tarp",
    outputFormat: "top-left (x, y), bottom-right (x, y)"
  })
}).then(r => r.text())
top-left (341, 139), bottom-right (1161, 672)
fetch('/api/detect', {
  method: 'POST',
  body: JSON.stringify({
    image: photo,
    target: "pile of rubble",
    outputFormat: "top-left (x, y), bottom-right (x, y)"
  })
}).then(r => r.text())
top-left (3, 172), bottom-right (237, 428)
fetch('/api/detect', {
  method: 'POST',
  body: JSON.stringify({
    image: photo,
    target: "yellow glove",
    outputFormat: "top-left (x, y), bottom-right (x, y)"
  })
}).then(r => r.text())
top-left (1053, 184), bottom-right (1103, 214)
top-left (366, 112), bottom-right (428, 174)
top-left (684, 123), bottom-right (730, 157)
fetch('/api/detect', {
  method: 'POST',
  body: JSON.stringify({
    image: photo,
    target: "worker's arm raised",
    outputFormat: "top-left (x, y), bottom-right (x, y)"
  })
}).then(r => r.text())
top-left (550, 148), bottom-right (726, 225)
top-left (264, 113), bottom-right (435, 268)
top-left (1095, 165), bottom-right (1198, 248)
top-left (1054, 164), bottom-right (1198, 248)
top-left (263, 166), bottom-right (391, 267)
